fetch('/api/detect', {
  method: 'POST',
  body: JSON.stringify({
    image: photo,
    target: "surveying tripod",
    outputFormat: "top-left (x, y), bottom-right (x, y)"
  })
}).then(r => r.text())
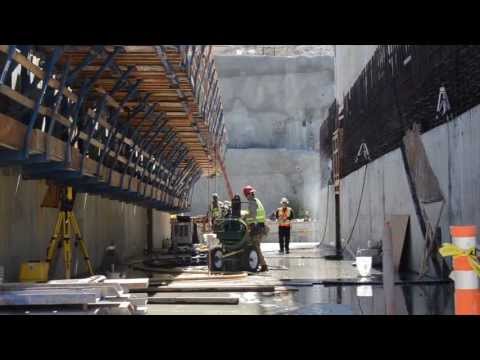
top-left (45, 186), bottom-right (94, 279)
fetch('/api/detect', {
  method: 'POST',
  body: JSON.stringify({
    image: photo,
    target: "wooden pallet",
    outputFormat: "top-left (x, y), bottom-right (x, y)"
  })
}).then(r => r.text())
top-left (0, 277), bottom-right (150, 315)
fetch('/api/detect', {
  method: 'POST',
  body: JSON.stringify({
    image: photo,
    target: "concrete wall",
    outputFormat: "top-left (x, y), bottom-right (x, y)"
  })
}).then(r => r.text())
top-left (190, 55), bottom-right (334, 225)
top-left (0, 168), bottom-right (171, 281)
top-left (216, 55), bottom-right (334, 151)
top-left (327, 45), bottom-right (480, 274)
top-left (152, 211), bottom-right (171, 250)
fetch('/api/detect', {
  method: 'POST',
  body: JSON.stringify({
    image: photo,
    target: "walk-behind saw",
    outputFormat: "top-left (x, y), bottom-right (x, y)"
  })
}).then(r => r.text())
top-left (209, 195), bottom-right (260, 272)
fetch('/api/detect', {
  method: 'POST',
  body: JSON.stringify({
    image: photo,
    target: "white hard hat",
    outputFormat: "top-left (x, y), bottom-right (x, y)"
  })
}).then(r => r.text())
top-left (281, 197), bottom-right (289, 204)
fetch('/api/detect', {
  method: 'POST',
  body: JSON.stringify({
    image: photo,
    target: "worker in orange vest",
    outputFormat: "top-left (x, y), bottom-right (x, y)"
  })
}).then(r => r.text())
top-left (275, 197), bottom-right (294, 254)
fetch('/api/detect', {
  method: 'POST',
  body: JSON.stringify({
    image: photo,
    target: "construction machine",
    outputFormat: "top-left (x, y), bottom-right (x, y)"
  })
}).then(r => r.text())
top-left (209, 195), bottom-right (260, 272)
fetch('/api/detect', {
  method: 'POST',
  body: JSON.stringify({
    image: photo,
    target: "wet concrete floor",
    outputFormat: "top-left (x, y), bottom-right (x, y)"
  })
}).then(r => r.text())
top-left (146, 243), bottom-right (454, 315)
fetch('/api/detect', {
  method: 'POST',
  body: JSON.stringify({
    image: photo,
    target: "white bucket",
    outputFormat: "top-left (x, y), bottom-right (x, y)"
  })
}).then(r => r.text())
top-left (203, 233), bottom-right (218, 249)
top-left (356, 256), bottom-right (372, 277)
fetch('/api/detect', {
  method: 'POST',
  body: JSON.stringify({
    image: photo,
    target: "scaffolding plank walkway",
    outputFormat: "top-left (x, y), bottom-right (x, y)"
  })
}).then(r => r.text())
top-left (0, 45), bottom-right (226, 212)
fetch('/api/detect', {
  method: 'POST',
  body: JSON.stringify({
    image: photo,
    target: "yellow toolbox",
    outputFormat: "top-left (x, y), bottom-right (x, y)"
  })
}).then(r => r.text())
top-left (19, 261), bottom-right (49, 283)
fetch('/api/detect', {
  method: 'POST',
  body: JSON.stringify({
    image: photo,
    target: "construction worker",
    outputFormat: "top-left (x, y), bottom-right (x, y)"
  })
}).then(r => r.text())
top-left (275, 197), bottom-right (294, 254)
top-left (243, 185), bottom-right (268, 272)
top-left (209, 193), bottom-right (223, 227)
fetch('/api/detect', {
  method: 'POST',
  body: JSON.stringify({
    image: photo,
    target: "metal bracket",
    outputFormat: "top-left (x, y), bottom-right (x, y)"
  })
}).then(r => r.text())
top-left (0, 45), bottom-right (17, 85)
top-left (66, 47), bottom-right (120, 166)
top-left (96, 79), bottom-right (141, 177)
top-left (23, 46), bottom-right (63, 159)
top-left (120, 110), bottom-right (162, 189)
top-left (108, 94), bottom-right (153, 184)
top-left (46, 56), bottom-right (70, 160)
top-left (80, 65), bottom-right (134, 174)
top-left (436, 86), bottom-right (451, 118)
top-left (125, 115), bottom-right (168, 191)
top-left (136, 129), bottom-right (175, 186)
top-left (355, 142), bottom-right (371, 163)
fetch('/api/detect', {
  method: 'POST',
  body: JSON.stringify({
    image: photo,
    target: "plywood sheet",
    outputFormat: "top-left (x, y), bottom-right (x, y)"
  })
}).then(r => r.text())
top-left (386, 215), bottom-right (410, 271)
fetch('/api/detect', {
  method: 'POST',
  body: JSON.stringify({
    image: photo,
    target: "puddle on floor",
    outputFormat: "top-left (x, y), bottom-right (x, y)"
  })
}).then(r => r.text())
top-left (146, 243), bottom-right (455, 315)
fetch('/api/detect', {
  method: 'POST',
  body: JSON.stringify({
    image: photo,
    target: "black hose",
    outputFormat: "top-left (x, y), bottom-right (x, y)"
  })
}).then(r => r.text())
top-left (342, 163), bottom-right (368, 251)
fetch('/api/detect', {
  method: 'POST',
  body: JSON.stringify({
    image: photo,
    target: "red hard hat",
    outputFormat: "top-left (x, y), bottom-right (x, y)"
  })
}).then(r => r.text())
top-left (243, 185), bottom-right (255, 197)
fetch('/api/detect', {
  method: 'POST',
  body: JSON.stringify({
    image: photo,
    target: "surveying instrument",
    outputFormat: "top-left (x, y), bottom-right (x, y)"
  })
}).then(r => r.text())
top-left (45, 185), bottom-right (94, 279)
top-left (19, 184), bottom-right (94, 282)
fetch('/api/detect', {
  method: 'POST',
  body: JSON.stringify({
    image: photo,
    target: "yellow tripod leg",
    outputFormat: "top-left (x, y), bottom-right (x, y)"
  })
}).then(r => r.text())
top-left (63, 211), bottom-right (72, 279)
top-left (46, 211), bottom-right (64, 272)
top-left (70, 212), bottom-right (94, 276)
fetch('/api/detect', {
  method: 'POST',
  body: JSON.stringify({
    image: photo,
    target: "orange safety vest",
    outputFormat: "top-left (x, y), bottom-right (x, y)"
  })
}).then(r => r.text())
top-left (277, 207), bottom-right (292, 227)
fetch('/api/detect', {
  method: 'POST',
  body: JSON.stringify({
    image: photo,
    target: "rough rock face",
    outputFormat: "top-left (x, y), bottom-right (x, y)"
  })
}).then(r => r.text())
top-left (190, 148), bottom-right (321, 218)
top-left (189, 54), bottom-right (334, 221)
top-left (216, 56), bottom-right (333, 151)
top-left (214, 45), bottom-right (334, 57)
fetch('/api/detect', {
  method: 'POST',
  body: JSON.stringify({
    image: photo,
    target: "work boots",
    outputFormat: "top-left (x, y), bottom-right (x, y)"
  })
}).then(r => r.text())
top-left (259, 264), bottom-right (268, 272)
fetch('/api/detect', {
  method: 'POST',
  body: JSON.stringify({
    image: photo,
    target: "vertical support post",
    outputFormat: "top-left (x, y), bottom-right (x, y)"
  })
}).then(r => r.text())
top-left (334, 191), bottom-right (342, 259)
top-left (383, 221), bottom-right (396, 315)
top-left (326, 116), bottom-right (344, 260)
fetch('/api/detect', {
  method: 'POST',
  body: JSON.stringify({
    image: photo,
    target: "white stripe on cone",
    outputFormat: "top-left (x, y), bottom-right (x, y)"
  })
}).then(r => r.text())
top-left (453, 236), bottom-right (476, 250)
top-left (451, 271), bottom-right (479, 290)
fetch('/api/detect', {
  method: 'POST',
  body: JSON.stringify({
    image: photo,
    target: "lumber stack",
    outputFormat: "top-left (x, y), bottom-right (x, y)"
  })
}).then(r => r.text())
top-left (0, 276), bottom-right (149, 315)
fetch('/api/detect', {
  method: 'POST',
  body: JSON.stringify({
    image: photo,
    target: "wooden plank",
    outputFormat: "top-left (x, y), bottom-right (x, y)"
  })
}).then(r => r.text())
top-left (131, 285), bottom-right (276, 293)
top-left (147, 296), bottom-right (239, 305)
top-left (0, 283), bottom-right (123, 297)
top-left (387, 215), bottom-right (410, 271)
top-left (103, 278), bottom-right (149, 290)
top-left (0, 291), bottom-right (98, 305)
top-left (0, 112), bottom-right (27, 150)
top-left (90, 301), bottom-right (134, 315)
top-left (0, 45), bottom-right (78, 103)
top-left (147, 272), bottom-right (248, 282)
top-left (0, 306), bottom-right (100, 315)
top-left (134, 306), bottom-right (148, 315)
top-left (0, 114), bottom-right (180, 195)
top-left (104, 294), bottom-right (148, 307)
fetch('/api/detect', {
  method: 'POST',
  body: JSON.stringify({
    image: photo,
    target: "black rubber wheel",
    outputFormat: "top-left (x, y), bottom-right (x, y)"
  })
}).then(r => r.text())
top-left (243, 247), bottom-right (259, 272)
top-left (210, 247), bottom-right (224, 271)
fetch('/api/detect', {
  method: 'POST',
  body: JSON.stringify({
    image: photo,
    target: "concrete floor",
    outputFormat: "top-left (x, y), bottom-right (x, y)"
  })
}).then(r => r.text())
top-left (146, 243), bottom-right (454, 315)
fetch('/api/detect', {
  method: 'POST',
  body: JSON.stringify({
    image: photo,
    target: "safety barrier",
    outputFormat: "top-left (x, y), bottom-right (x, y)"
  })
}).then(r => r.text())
top-left (440, 225), bottom-right (480, 315)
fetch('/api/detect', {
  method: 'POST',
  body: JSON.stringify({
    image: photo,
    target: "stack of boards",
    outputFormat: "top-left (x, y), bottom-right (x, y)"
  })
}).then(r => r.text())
top-left (0, 276), bottom-right (149, 315)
